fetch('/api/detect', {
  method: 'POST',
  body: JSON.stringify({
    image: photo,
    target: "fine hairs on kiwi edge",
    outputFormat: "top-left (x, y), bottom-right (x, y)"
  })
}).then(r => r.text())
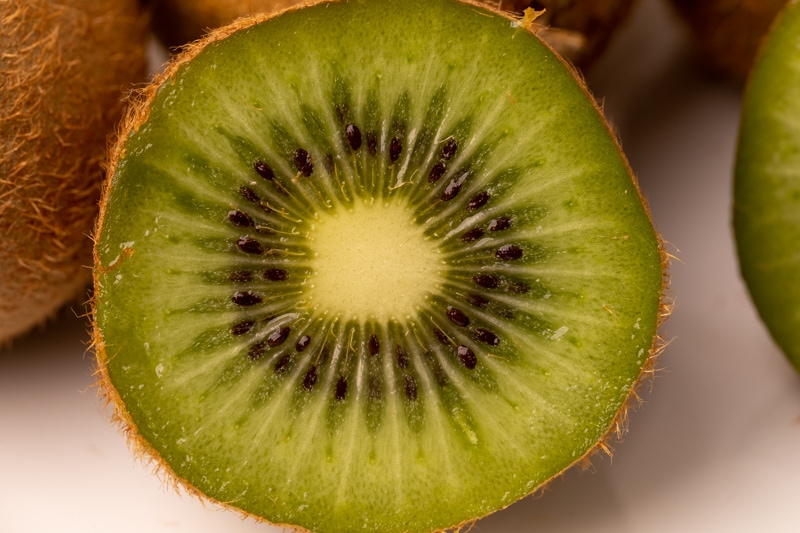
top-left (92, 1), bottom-right (668, 532)
top-left (146, 0), bottom-right (637, 70)
top-left (0, 0), bottom-right (147, 345)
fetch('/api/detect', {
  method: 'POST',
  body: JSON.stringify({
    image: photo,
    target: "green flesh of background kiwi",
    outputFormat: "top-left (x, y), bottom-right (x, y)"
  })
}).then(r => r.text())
top-left (93, 0), bottom-right (665, 531)
top-left (735, 0), bottom-right (800, 372)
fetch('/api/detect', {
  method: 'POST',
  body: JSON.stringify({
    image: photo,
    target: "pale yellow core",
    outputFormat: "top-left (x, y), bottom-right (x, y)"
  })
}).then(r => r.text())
top-left (307, 200), bottom-right (443, 321)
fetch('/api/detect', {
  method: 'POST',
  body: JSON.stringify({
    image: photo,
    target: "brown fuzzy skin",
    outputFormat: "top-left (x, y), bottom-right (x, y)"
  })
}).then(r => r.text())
top-left (0, 0), bottom-right (148, 345)
top-left (94, 1), bottom-right (670, 530)
top-left (669, 0), bottom-right (788, 82)
top-left (147, 0), bottom-right (635, 68)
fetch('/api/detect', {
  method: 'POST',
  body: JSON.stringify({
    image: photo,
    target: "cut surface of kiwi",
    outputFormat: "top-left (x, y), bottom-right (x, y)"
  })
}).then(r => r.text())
top-left (734, 0), bottom-right (800, 372)
top-left (93, 0), bottom-right (665, 531)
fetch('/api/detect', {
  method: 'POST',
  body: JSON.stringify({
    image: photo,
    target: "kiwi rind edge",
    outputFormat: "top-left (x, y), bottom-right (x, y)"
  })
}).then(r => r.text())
top-left (91, 0), bottom-right (671, 529)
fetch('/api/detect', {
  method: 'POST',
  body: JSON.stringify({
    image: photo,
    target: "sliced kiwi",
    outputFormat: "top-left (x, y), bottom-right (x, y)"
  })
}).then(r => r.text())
top-left (734, 0), bottom-right (800, 372)
top-left (93, 0), bottom-right (665, 531)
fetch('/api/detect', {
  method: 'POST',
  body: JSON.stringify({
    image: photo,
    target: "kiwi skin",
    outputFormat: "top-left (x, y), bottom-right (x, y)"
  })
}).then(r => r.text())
top-left (668, 0), bottom-right (788, 82)
top-left (147, 0), bottom-right (635, 69)
top-left (0, 0), bottom-right (148, 345)
top-left (94, 0), bottom-right (669, 530)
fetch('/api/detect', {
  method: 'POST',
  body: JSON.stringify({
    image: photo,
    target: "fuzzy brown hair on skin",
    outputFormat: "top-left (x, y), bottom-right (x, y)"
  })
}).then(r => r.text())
top-left (146, 0), bottom-right (636, 69)
top-left (0, 0), bottom-right (148, 345)
top-left (669, 0), bottom-right (788, 82)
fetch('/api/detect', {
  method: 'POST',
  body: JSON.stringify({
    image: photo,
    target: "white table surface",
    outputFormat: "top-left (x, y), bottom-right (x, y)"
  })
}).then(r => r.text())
top-left (3, 0), bottom-right (800, 531)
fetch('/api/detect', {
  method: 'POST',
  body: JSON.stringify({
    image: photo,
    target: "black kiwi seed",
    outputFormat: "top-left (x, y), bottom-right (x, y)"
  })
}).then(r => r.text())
top-left (461, 227), bottom-right (484, 242)
top-left (440, 137), bottom-right (458, 160)
top-left (473, 273), bottom-right (500, 289)
top-left (441, 175), bottom-right (464, 202)
top-left (465, 293), bottom-right (489, 308)
top-left (239, 186), bottom-right (260, 204)
top-left (237, 236), bottom-right (264, 255)
top-left (429, 161), bottom-right (447, 183)
top-left (231, 320), bottom-right (255, 336)
top-left (324, 154), bottom-right (335, 173)
top-left (248, 341), bottom-right (267, 360)
top-left (396, 345), bottom-right (409, 368)
top-left (368, 334), bottom-right (380, 355)
top-left (335, 376), bottom-right (348, 401)
top-left (345, 123), bottom-right (362, 150)
top-left (265, 268), bottom-right (289, 281)
top-left (508, 281), bottom-right (530, 294)
top-left (303, 366), bottom-right (318, 390)
top-left (296, 335), bottom-right (311, 352)
top-left (403, 375), bottom-right (418, 400)
top-left (457, 345), bottom-right (477, 369)
top-left (467, 191), bottom-right (489, 211)
top-left (366, 130), bottom-right (378, 156)
top-left (228, 270), bottom-right (253, 283)
top-left (446, 306), bottom-right (470, 327)
top-left (496, 244), bottom-right (523, 261)
top-left (254, 160), bottom-right (275, 181)
top-left (488, 216), bottom-right (512, 232)
top-left (474, 328), bottom-right (500, 346)
top-left (274, 354), bottom-right (293, 374)
top-left (390, 136), bottom-right (402, 162)
top-left (433, 326), bottom-right (450, 346)
top-left (268, 325), bottom-right (291, 347)
top-left (369, 376), bottom-right (381, 401)
top-left (232, 291), bottom-right (262, 306)
top-left (293, 148), bottom-right (313, 177)
top-left (228, 210), bottom-right (254, 228)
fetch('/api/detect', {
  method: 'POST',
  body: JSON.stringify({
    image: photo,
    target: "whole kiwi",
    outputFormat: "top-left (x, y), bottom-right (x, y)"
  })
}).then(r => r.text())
top-left (93, 0), bottom-right (666, 531)
top-left (0, 0), bottom-right (148, 345)
top-left (669, 0), bottom-right (788, 82)
top-left (147, 0), bottom-right (636, 69)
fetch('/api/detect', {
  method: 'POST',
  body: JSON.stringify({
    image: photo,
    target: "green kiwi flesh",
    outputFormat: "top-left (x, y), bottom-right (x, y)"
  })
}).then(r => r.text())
top-left (735, 0), bottom-right (800, 372)
top-left (93, 0), bottom-right (664, 531)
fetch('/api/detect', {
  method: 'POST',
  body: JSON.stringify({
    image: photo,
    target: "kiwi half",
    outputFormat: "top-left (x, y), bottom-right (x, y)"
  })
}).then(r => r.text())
top-left (93, 0), bottom-right (666, 531)
top-left (734, 0), bottom-right (800, 372)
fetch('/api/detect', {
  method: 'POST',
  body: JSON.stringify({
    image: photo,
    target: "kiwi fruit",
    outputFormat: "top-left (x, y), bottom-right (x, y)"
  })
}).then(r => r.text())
top-left (734, 0), bottom-right (800, 372)
top-left (147, 0), bottom-right (635, 69)
top-left (668, 0), bottom-right (788, 82)
top-left (0, 0), bottom-right (147, 345)
top-left (92, 0), bottom-right (666, 531)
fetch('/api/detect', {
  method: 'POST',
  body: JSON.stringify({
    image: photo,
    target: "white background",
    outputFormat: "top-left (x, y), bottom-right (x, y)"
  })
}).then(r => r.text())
top-left (3, 0), bottom-right (800, 531)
